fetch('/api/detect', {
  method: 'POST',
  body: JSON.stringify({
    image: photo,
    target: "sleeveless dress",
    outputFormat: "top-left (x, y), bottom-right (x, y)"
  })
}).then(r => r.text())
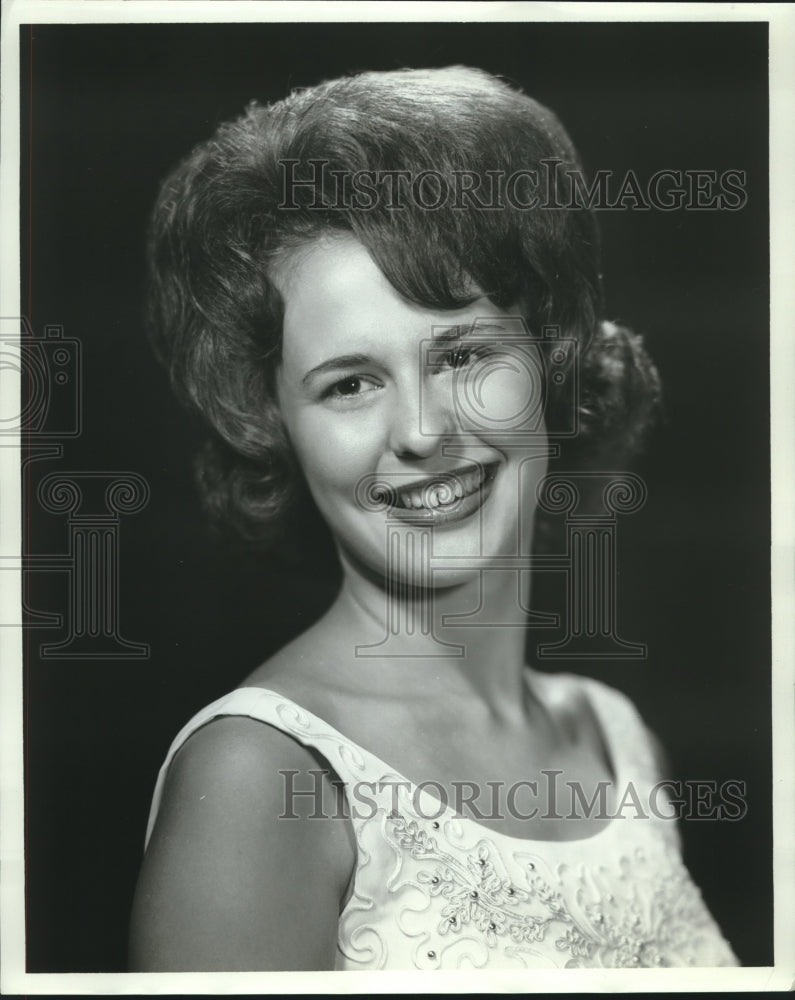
top-left (144, 671), bottom-right (739, 970)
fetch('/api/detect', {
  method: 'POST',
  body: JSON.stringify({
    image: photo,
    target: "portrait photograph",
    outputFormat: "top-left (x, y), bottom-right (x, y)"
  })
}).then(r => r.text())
top-left (0, 1), bottom-right (792, 993)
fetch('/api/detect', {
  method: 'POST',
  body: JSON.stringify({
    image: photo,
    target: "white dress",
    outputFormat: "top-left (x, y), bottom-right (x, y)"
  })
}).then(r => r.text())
top-left (145, 671), bottom-right (739, 970)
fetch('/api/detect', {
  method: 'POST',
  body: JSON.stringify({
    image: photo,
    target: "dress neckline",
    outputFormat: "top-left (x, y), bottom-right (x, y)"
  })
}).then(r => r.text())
top-left (233, 670), bottom-right (629, 848)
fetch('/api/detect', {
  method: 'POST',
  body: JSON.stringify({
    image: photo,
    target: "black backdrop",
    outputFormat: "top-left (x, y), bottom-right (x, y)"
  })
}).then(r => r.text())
top-left (19, 21), bottom-right (770, 971)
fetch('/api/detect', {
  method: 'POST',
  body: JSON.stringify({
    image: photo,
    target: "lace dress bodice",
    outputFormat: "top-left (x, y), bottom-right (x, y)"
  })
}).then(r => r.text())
top-left (144, 671), bottom-right (738, 970)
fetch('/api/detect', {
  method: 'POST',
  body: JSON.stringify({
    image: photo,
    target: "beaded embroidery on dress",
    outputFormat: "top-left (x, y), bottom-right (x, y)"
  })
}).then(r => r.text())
top-left (145, 672), bottom-right (739, 970)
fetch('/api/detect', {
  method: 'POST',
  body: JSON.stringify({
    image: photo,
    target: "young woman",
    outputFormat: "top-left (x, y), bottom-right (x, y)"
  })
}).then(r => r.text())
top-left (129, 66), bottom-right (738, 971)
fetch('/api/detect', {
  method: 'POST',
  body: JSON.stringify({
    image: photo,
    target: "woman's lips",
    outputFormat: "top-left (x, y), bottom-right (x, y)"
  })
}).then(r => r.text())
top-left (377, 462), bottom-right (499, 526)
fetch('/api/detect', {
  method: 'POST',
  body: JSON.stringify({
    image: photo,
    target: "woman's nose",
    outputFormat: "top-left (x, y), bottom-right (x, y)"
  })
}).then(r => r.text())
top-left (388, 379), bottom-right (456, 460)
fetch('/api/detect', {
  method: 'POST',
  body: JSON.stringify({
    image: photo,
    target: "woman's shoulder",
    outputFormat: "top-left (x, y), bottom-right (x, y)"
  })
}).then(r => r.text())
top-left (132, 693), bottom-right (355, 970)
top-left (162, 706), bottom-right (326, 798)
top-left (148, 690), bottom-right (354, 855)
top-left (144, 686), bottom-right (324, 820)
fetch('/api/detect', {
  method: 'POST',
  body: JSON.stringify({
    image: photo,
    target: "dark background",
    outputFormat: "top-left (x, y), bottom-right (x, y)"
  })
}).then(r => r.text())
top-left (19, 21), bottom-right (770, 971)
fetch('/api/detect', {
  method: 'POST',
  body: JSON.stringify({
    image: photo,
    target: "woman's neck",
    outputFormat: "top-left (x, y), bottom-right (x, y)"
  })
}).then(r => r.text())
top-left (323, 550), bottom-right (534, 725)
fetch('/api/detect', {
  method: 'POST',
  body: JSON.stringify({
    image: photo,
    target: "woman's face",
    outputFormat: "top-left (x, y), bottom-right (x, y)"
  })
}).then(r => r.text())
top-left (273, 234), bottom-right (549, 587)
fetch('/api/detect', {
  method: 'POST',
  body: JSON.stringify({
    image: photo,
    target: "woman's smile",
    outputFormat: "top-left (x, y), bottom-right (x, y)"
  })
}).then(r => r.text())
top-left (374, 460), bottom-right (500, 525)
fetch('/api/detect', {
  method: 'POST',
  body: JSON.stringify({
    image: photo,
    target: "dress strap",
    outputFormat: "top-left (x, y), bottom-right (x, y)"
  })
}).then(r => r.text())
top-left (144, 686), bottom-right (408, 848)
top-left (578, 674), bottom-right (664, 787)
top-left (546, 671), bottom-right (682, 849)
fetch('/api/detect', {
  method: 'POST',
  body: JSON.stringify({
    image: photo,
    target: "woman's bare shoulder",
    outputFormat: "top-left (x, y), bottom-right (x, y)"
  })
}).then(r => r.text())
top-left (157, 711), bottom-right (341, 808)
top-left (129, 712), bottom-right (354, 971)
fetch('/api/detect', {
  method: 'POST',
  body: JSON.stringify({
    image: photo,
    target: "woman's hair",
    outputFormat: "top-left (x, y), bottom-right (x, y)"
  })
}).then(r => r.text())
top-left (146, 66), bottom-right (661, 551)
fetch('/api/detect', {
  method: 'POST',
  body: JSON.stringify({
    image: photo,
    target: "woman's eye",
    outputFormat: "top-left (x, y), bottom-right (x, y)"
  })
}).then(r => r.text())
top-left (324, 376), bottom-right (381, 401)
top-left (447, 348), bottom-right (474, 369)
top-left (334, 377), bottom-right (364, 396)
top-left (441, 345), bottom-right (490, 370)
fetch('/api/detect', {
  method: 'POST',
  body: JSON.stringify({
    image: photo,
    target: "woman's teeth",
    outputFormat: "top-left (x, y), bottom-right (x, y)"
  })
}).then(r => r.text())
top-left (396, 467), bottom-right (489, 510)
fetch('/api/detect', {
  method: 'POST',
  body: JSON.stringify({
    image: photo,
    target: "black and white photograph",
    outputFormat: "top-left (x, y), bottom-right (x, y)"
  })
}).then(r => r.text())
top-left (1, 1), bottom-right (792, 992)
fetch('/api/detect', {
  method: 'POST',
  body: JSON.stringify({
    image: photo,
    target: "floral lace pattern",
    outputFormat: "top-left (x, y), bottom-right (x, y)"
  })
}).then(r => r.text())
top-left (381, 810), bottom-right (736, 969)
top-left (392, 814), bottom-right (555, 946)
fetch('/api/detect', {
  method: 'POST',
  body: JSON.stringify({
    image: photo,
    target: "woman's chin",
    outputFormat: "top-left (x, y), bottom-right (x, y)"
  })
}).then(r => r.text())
top-left (344, 541), bottom-right (518, 594)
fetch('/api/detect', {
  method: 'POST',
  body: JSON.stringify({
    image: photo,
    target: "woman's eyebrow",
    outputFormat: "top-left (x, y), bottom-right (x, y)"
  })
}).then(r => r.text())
top-left (301, 353), bottom-right (372, 385)
top-left (432, 322), bottom-right (508, 342)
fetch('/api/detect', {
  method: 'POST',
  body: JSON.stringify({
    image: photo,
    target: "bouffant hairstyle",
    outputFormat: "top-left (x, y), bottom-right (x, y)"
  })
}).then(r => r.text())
top-left (146, 66), bottom-right (660, 551)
